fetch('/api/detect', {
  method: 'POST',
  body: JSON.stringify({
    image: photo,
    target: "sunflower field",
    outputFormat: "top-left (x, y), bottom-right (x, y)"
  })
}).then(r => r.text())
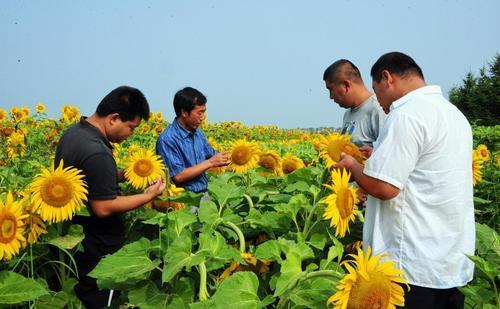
top-left (0, 105), bottom-right (498, 308)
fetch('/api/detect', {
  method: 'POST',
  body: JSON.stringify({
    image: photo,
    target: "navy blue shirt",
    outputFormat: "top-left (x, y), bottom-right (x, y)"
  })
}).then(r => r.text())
top-left (156, 119), bottom-right (216, 193)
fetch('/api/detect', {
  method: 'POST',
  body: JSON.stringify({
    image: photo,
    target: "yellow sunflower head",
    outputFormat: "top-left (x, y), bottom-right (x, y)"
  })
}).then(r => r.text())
top-left (281, 154), bottom-right (305, 175)
top-left (124, 148), bottom-right (165, 189)
top-left (258, 150), bottom-right (282, 176)
top-left (328, 246), bottom-right (409, 309)
top-left (475, 144), bottom-right (490, 161)
top-left (0, 109), bottom-right (7, 121)
top-left (150, 183), bottom-right (185, 212)
top-left (0, 192), bottom-right (29, 261)
top-left (29, 160), bottom-right (88, 223)
top-left (319, 133), bottom-right (365, 169)
top-left (35, 103), bottom-right (46, 113)
top-left (321, 168), bottom-right (359, 238)
top-left (20, 197), bottom-right (47, 244)
top-left (472, 150), bottom-right (484, 186)
top-left (139, 124), bottom-right (151, 134)
top-left (61, 105), bottom-right (80, 123)
top-left (207, 137), bottom-right (219, 152)
top-left (155, 112), bottom-right (163, 121)
top-left (227, 140), bottom-right (260, 173)
top-left (10, 106), bottom-right (30, 121)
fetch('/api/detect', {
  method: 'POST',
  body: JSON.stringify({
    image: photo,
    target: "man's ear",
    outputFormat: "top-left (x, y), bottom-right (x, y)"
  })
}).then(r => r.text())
top-left (382, 70), bottom-right (393, 87)
top-left (343, 79), bottom-right (352, 93)
top-left (108, 113), bottom-right (120, 125)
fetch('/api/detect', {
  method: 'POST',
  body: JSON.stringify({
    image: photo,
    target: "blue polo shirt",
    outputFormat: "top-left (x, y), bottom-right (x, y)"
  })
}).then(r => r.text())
top-left (156, 119), bottom-right (216, 193)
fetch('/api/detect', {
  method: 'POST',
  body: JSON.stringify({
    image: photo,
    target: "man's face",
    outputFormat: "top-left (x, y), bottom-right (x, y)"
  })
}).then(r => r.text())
top-left (107, 114), bottom-right (141, 143)
top-left (182, 104), bottom-right (206, 131)
top-left (325, 79), bottom-right (350, 109)
top-left (372, 79), bottom-right (391, 114)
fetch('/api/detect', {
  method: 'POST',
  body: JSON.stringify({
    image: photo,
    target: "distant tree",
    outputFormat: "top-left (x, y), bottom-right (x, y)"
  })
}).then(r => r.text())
top-left (449, 54), bottom-right (499, 126)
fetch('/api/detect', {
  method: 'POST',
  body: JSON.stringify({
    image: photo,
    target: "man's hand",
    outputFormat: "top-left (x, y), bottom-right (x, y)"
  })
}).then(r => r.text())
top-left (209, 151), bottom-right (230, 167)
top-left (360, 145), bottom-right (373, 159)
top-left (356, 186), bottom-right (367, 205)
top-left (144, 178), bottom-right (166, 197)
top-left (335, 152), bottom-right (357, 170)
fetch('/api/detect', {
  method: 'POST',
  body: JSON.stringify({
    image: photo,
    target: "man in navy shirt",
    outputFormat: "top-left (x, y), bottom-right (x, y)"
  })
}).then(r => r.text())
top-left (156, 87), bottom-right (228, 193)
top-left (56, 86), bottom-right (166, 308)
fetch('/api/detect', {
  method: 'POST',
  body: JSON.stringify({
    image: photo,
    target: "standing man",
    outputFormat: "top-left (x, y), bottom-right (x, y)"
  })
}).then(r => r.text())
top-left (156, 87), bottom-right (228, 193)
top-left (323, 59), bottom-right (386, 147)
top-left (55, 86), bottom-right (166, 308)
top-left (336, 52), bottom-right (474, 308)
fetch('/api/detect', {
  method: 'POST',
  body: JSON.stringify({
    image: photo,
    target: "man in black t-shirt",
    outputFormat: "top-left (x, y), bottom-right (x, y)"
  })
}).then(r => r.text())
top-left (55, 86), bottom-right (166, 308)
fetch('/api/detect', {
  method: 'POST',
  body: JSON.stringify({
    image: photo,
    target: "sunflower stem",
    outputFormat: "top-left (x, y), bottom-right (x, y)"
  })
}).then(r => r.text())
top-left (57, 223), bottom-right (66, 285)
top-left (29, 214), bottom-right (34, 280)
top-left (303, 202), bottom-right (321, 240)
top-left (224, 221), bottom-right (246, 253)
top-left (243, 194), bottom-right (254, 209)
top-left (198, 262), bottom-right (210, 301)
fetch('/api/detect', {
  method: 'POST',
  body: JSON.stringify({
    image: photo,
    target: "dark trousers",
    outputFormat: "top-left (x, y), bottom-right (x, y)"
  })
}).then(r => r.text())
top-left (74, 251), bottom-right (118, 309)
top-left (400, 284), bottom-right (464, 309)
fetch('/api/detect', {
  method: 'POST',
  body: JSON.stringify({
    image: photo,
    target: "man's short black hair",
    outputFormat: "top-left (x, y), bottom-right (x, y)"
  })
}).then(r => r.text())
top-left (323, 59), bottom-right (363, 84)
top-left (371, 52), bottom-right (424, 83)
top-left (173, 87), bottom-right (207, 117)
top-left (96, 86), bottom-right (150, 121)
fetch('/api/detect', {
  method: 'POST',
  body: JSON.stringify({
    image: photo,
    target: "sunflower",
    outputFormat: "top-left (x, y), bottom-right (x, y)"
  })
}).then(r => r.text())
top-left (281, 154), bottom-right (305, 175)
top-left (30, 160), bottom-right (88, 223)
top-left (139, 124), bottom-right (151, 134)
top-left (35, 103), bottom-right (46, 113)
top-left (0, 192), bottom-right (29, 261)
top-left (311, 134), bottom-right (328, 152)
top-left (319, 133), bottom-right (365, 169)
top-left (0, 109), bottom-right (7, 121)
top-left (148, 183), bottom-right (185, 212)
top-left (472, 150), bottom-right (484, 186)
top-left (321, 168), bottom-right (359, 237)
top-left (125, 148), bottom-right (165, 189)
top-left (328, 246), bottom-right (408, 309)
top-left (219, 252), bottom-right (271, 281)
top-left (257, 150), bottom-right (282, 176)
top-left (7, 131), bottom-right (26, 158)
top-left (207, 137), bottom-right (220, 152)
top-left (61, 105), bottom-right (80, 123)
top-left (227, 140), bottom-right (260, 173)
top-left (20, 197), bottom-right (47, 244)
top-left (475, 144), bottom-right (490, 161)
top-left (155, 112), bottom-right (163, 121)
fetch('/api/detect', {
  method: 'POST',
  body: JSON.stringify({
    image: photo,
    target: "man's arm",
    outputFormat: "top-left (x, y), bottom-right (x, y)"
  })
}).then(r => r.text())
top-left (172, 152), bottom-right (229, 184)
top-left (336, 153), bottom-right (400, 200)
top-left (90, 178), bottom-right (166, 217)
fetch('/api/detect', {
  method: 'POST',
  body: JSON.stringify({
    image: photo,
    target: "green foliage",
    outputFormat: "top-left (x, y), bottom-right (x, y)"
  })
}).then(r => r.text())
top-left (0, 271), bottom-right (49, 305)
top-left (460, 223), bottom-right (500, 308)
top-left (449, 54), bottom-right (500, 126)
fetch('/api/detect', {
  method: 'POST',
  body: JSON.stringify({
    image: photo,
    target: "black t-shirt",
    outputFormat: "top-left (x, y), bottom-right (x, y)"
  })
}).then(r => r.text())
top-left (55, 117), bottom-right (124, 257)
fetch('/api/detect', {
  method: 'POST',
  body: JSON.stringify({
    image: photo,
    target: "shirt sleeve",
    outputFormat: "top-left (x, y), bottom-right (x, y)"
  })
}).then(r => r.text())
top-left (156, 136), bottom-right (186, 177)
top-left (81, 152), bottom-right (118, 200)
top-left (364, 113), bottom-right (424, 189)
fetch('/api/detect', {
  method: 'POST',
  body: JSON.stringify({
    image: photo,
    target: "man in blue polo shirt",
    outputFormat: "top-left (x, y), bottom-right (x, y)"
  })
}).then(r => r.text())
top-left (156, 87), bottom-right (228, 193)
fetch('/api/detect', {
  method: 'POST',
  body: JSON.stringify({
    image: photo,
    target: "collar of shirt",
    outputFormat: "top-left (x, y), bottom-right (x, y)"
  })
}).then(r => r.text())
top-left (390, 85), bottom-right (442, 112)
top-left (79, 116), bottom-right (113, 150)
top-left (172, 118), bottom-right (199, 139)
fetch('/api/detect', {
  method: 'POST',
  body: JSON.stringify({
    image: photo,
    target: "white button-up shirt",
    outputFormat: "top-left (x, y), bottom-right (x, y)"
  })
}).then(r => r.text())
top-left (363, 85), bottom-right (475, 288)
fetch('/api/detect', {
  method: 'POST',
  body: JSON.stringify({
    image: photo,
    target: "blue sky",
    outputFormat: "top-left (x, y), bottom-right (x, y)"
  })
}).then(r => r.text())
top-left (1, 1), bottom-right (498, 128)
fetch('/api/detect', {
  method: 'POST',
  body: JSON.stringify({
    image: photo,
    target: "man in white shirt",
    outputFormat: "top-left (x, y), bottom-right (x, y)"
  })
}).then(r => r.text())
top-left (336, 52), bottom-right (474, 309)
top-left (323, 59), bottom-right (386, 147)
